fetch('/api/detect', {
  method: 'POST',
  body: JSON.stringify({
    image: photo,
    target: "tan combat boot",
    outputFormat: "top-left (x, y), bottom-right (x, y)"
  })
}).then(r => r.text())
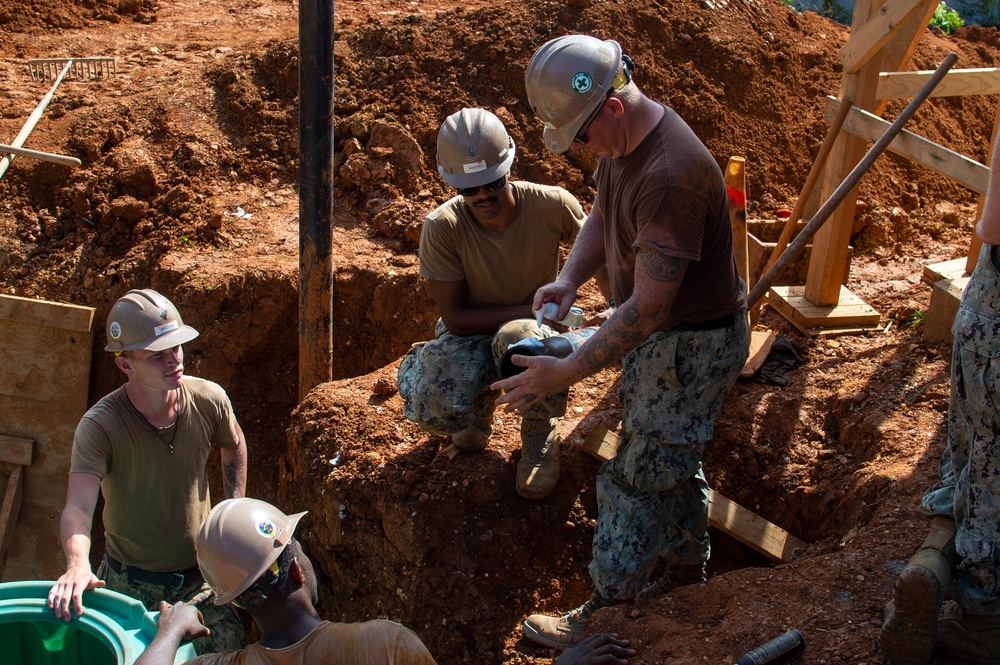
top-left (451, 403), bottom-right (495, 452)
top-left (935, 600), bottom-right (1000, 664)
top-left (879, 516), bottom-right (958, 665)
top-left (517, 417), bottom-right (560, 499)
top-left (522, 591), bottom-right (617, 649)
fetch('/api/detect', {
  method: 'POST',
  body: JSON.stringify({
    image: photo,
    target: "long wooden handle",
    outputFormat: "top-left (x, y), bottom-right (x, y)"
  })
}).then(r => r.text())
top-left (0, 143), bottom-right (81, 167)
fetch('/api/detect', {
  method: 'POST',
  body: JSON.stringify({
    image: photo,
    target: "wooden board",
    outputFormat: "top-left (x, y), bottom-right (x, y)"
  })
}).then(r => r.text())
top-left (839, 0), bottom-right (927, 74)
top-left (740, 330), bottom-right (776, 379)
top-left (0, 294), bottom-right (95, 581)
top-left (582, 426), bottom-right (808, 563)
top-left (922, 257), bottom-right (969, 285)
top-left (825, 97), bottom-right (990, 195)
top-left (924, 276), bottom-right (970, 342)
top-left (0, 436), bottom-right (34, 466)
top-left (0, 466), bottom-right (24, 576)
top-left (768, 285), bottom-right (881, 336)
top-left (878, 67), bottom-right (1000, 101)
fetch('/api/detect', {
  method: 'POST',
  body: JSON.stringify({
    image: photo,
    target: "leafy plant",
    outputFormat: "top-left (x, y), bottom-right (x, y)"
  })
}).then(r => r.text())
top-left (930, 2), bottom-right (964, 34)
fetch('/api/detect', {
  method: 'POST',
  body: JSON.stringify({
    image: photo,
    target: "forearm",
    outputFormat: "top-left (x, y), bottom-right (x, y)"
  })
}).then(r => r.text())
top-left (133, 629), bottom-right (185, 665)
top-left (60, 507), bottom-right (94, 570)
top-left (221, 442), bottom-right (247, 500)
top-left (979, 133), bottom-right (1000, 245)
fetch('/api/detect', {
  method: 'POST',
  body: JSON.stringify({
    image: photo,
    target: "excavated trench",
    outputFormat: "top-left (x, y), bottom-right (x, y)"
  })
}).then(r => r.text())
top-left (207, 258), bottom-right (910, 664)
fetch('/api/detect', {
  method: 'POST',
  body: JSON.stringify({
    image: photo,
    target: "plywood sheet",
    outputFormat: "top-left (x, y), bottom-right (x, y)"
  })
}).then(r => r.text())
top-left (0, 294), bottom-right (94, 581)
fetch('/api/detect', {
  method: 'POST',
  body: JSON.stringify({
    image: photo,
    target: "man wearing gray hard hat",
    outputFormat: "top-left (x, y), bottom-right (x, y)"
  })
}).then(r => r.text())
top-left (48, 288), bottom-right (248, 655)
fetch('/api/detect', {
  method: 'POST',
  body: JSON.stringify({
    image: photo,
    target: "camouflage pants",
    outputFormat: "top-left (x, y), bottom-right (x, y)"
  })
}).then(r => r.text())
top-left (590, 314), bottom-right (749, 600)
top-left (97, 556), bottom-right (245, 655)
top-left (921, 243), bottom-right (1000, 614)
top-left (397, 318), bottom-right (568, 433)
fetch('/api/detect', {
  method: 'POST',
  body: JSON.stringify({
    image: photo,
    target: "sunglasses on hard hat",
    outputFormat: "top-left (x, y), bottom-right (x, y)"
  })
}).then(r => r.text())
top-left (456, 174), bottom-right (507, 198)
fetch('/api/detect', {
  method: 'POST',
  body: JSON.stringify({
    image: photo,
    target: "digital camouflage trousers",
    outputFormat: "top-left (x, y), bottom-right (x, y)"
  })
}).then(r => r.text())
top-left (921, 243), bottom-right (1000, 615)
top-left (397, 318), bottom-right (568, 433)
top-left (590, 314), bottom-right (749, 600)
top-left (97, 556), bottom-right (245, 655)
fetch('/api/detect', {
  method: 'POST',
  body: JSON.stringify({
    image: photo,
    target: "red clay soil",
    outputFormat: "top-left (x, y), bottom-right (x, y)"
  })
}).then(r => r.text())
top-left (2, 0), bottom-right (998, 662)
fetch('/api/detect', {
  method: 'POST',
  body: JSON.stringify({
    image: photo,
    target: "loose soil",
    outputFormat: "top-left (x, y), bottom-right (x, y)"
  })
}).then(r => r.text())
top-left (1, 0), bottom-right (997, 662)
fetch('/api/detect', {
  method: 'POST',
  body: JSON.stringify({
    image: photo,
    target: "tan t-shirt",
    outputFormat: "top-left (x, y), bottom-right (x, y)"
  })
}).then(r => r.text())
top-left (187, 620), bottom-right (439, 665)
top-left (70, 376), bottom-right (240, 572)
top-left (595, 105), bottom-right (747, 328)
top-left (418, 181), bottom-right (584, 307)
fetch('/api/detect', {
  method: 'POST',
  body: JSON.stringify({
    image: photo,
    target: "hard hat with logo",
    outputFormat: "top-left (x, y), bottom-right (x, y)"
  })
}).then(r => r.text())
top-left (525, 35), bottom-right (632, 154)
top-left (104, 289), bottom-right (199, 353)
top-left (436, 108), bottom-right (516, 188)
top-left (197, 497), bottom-right (307, 605)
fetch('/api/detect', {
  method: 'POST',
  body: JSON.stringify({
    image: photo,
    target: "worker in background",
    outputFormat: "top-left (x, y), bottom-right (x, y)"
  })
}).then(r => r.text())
top-left (398, 107), bottom-right (610, 500)
top-left (493, 35), bottom-right (749, 649)
top-left (134, 498), bottom-right (636, 665)
top-left (47, 288), bottom-right (247, 655)
top-left (879, 133), bottom-right (1000, 664)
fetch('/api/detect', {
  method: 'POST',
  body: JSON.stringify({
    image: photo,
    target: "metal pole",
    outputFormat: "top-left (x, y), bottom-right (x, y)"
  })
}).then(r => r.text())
top-left (748, 52), bottom-right (959, 309)
top-left (0, 59), bottom-right (73, 181)
top-left (298, 0), bottom-right (334, 401)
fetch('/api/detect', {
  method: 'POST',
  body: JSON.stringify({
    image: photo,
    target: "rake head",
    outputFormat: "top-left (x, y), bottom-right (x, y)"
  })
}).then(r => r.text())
top-left (28, 58), bottom-right (117, 82)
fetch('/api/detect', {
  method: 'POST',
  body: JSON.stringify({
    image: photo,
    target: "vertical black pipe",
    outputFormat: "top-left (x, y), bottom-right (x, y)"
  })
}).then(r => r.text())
top-left (298, 0), bottom-right (334, 401)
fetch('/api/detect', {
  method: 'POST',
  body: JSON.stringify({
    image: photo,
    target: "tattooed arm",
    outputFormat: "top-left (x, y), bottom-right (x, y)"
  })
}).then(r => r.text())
top-left (220, 422), bottom-right (247, 499)
top-left (492, 246), bottom-right (687, 412)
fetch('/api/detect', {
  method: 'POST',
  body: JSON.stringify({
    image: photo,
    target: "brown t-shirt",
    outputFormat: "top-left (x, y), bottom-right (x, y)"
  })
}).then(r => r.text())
top-left (594, 105), bottom-right (746, 328)
top-left (187, 620), bottom-right (439, 665)
top-left (70, 376), bottom-right (240, 572)
top-left (419, 181), bottom-right (584, 307)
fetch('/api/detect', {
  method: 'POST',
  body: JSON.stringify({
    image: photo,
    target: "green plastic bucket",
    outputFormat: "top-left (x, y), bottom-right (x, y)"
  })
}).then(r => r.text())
top-left (0, 581), bottom-right (197, 665)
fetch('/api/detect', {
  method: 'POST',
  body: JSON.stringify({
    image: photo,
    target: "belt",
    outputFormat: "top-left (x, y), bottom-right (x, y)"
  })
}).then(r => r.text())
top-left (104, 555), bottom-right (200, 590)
top-left (673, 312), bottom-right (736, 332)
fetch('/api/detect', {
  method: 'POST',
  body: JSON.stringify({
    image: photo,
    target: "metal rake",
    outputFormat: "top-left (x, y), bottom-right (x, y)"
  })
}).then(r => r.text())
top-left (28, 57), bottom-right (117, 82)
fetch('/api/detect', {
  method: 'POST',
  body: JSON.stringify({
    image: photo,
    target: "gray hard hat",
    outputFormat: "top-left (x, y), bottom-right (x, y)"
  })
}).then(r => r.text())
top-left (525, 35), bottom-right (629, 153)
top-left (104, 289), bottom-right (199, 352)
top-left (436, 108), bottom-right (515, 188)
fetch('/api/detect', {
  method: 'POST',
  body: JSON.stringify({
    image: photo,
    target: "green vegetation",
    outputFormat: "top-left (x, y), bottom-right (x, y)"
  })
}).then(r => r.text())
top-left (930, 1), bottom-right (964, 34)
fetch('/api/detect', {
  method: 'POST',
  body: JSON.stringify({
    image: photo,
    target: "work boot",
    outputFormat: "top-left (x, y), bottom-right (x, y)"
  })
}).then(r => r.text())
top-left (517, 417), bottom-right (560, 499)
top-left (522, 592), bottom-right (617, 650)
top-left (935, 600), bottom-right (1000, 664)
top-left (451, 404), bottom-right (495, 452)
top-left (879, 516), bottom-right (958, 665)
top-left (635, 561), bottom-right (707, 604)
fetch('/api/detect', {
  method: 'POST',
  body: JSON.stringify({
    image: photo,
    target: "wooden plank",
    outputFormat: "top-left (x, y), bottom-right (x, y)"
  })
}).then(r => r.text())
top-left (806, 0), bottom-right (886, 306)
top-left (924, 276), bottom-right (970, 342)
top-left (582, 426), bottom-right (808, 563)
top-left (0, 466), bottom-right (24, 575)
top-left (826, 97), bottom-right (990, 194)
top-left (922, 257), bottom-right (969, 285)
top-left (0, 295), bottom-right (94, 581)
top-left (725, 157), bottom-right (750, 290)
top-left (840, 0), bottom-right (927, 74)
top-left (0, 294), bottom-right (94, 333)
top-left (0, 436), bottom-right (34, 466)
top-left (873, 0), bottom-right (939, 117)
top-left (877, 68), bottom-right (1000, 100)
top-left (740, 331), bottom-right (776, 379)
top-left (769, 285), bottom-right (881, 329)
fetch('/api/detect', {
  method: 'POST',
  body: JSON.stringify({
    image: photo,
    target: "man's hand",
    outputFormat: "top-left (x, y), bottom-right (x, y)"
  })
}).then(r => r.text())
top-left (491, 354), bottom-right (572, 413)
top-left (532, 279), bottom-right (579, 324)
top-left (134, 602), bottom-right (210, 665)
top-left (48, 564), bottom-right (105, 621)
top-left (556, 634), bottom-right (635, 664)
top-left (155, 601), bottom-right (211, 641)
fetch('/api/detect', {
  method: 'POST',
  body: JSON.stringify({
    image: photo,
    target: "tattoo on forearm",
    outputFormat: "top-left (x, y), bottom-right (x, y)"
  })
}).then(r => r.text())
top-left (223, 462), bottom-right (240, 498)
top-left (637, 248), bottom-right (684, 283)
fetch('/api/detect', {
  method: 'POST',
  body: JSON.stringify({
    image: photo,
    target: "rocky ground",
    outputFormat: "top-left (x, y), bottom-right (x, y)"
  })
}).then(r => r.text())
top-left (1, 0), bottom-right (997, 662)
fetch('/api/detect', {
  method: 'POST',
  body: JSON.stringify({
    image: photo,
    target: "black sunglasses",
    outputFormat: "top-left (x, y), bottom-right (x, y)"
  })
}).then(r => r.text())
top-left (457, 175), bottom-right (507, 198)
top-left (574, 92), bottom-right (614, 145)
